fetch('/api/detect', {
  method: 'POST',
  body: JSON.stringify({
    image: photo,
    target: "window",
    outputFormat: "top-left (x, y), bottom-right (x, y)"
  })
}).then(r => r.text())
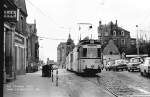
top-left (121, 31), bottom-right (124, 36)
top-left (110, 51), bottom-right (113, 55)
top-left (113, 30), bottom-right (116, 36)
top-left (97, 48), bottom-right (101, 57)
top-left (121, 39), bottom-right (125, 45)
top-left (104, 32), bottom-right (109, 36)
top-left (113, 39), bottom-right (117, 44)
top-left (70, 54), bottom-right (73, 63)
top-left (82, 48), bottom-right (87, 57)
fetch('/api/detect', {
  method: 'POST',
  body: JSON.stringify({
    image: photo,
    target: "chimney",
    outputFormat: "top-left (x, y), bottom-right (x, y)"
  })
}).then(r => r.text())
top-left (115, 20), bottom-right (118, 26)
top-left (99, 21), bottom-right (101, 26)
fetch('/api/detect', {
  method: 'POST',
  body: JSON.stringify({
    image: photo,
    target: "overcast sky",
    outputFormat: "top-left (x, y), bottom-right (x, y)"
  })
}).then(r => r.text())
top-left (26, 0), bottom-right (150, 62)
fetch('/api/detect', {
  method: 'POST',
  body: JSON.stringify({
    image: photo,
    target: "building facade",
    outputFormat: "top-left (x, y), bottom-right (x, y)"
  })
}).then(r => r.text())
top-left (26, 22), bottom-right (39, 72)
top-left (57, 34), bottom-right (75, 68)
top-left (4, 0), bottom-right (28, 82)
top-left (57, 42), bottom-right (66, 68)
top-left (98, 20), bottom-right (134, 54)
top-left (103, 40), bottom-right (121, 67)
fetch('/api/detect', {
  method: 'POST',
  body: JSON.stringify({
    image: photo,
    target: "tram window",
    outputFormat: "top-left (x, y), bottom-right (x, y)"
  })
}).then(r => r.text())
top-left (70, 54), bottom-right (73, 62)
top-left (83, 48), bottom-right (87, 57)
top-left (97, 48), bottom-right (101, 57)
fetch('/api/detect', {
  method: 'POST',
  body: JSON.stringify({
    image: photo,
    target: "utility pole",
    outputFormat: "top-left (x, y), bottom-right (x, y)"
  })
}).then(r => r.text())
top-left (101, 24), bottom-right (104, 67)
top-left (99, 21), bottom-right (103, 67)
top-left (136, 25), bottom-right (140, 56)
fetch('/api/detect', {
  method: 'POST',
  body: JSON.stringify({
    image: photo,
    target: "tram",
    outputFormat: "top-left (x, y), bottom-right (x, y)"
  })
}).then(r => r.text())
top-left (66, 39), bottom-right (103, 74)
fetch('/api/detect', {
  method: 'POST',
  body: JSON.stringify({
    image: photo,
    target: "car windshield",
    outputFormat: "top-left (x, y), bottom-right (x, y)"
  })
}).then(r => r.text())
top-left (115, 60), bottom-right (126, 65)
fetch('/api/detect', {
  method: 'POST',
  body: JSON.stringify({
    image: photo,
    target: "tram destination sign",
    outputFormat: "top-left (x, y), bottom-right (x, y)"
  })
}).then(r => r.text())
top-left (4, 9), bottom-right (19, 22)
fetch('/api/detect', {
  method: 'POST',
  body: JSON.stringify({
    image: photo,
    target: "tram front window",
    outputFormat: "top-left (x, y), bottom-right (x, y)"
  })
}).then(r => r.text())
top-left (87, 48), bottom-right (97, 58)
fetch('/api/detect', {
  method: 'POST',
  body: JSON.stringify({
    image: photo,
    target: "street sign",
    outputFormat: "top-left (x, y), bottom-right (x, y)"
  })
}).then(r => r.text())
top-left (4, 9), bottom-right (19, 22)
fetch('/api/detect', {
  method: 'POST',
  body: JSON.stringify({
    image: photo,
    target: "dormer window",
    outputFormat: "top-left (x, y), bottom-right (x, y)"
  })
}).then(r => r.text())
top-left (113, 30), bottom-right (116, 36)
top-left (121, 31), bottom-right (124, 36)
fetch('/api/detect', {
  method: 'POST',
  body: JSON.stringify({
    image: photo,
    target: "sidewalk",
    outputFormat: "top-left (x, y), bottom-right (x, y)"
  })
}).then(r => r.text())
top-left (3, 70), bottom-right (69, 97)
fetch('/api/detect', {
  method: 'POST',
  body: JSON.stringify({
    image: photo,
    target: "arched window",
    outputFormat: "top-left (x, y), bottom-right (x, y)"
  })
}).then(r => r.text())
top-left (113, 30), bottom-right (116, 36)
top-left (121, 31), bottom-right (124, 36)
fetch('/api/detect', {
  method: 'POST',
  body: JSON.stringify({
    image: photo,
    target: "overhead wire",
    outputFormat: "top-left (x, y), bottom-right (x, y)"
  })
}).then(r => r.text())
top-left (26, 0), bottom-right (60, 27)
top-left (38, 36), bottom-right (66, 41)
top-left (26, 0), bottom-right (71, 40)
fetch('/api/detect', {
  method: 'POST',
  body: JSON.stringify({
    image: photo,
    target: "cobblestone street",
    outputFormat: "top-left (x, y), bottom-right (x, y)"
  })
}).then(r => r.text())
top-left (97, 70), bottom-right (150, 97)
top-left (4, 69), bottom-right (150, 97)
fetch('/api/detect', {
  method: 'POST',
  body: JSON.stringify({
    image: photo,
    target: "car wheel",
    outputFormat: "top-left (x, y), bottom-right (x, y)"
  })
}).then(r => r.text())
top-left (106, 68), bottom-right (107, 71)
top-left (128, 69), bottom-right (130, 72)
top-left (139, 69), bottom-right (141, 72)
top-left (144, 70), bottom-right (147, 77)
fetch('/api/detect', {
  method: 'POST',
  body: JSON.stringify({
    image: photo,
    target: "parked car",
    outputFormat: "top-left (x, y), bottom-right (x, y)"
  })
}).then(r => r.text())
top-left (140, 57), bottom-right (150, 77)
top-left (112, 59), bottom-right (128, 71)
top-left (127, 57), bottom-right (143, 72)
top-left (52, 65), bottom-right (58, 70)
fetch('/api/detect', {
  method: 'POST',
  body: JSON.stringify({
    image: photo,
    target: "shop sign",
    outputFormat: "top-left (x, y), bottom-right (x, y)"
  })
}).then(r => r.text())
top-left (15, 34), bottom-right (24, 44)
top-left (4, 9), bottom-right (19, 22)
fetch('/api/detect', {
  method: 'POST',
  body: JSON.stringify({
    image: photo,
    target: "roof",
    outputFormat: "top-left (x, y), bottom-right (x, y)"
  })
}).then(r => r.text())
top-left (14, 0), bottom-right (28, 16)
top-left (126, 54), bottom-right (148, 58)
top-left (145, 57), bottom-right (150, 59)
top-left (103, 40), bottom-right (120, 55)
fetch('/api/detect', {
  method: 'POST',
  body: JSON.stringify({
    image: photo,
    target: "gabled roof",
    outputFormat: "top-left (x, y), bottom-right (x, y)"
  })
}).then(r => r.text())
top-left (103, 40), bottom-right (120, 55)
top-left (14, 0), bottom-right (28, 16)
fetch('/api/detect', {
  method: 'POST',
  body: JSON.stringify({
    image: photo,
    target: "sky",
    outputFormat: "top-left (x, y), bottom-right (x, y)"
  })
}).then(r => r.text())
top-left (26, 0), bottom-right (150, 62)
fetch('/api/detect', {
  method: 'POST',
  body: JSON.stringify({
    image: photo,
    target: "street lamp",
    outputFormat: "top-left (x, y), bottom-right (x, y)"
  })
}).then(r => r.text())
top-left (77, 23), bottom-right (93, 41)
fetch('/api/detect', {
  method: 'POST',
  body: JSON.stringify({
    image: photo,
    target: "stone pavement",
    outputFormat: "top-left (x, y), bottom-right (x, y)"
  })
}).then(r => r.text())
top-left (3, 70), bottom-right (69, 97)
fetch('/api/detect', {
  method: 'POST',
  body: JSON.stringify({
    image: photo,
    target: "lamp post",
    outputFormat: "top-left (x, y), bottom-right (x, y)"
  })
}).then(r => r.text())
top-left (77, 23), bottom-right (93, 41)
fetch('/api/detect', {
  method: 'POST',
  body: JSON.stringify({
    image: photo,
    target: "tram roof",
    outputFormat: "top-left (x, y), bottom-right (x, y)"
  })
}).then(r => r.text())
top-left (78, 39), bottom-right (101, 45)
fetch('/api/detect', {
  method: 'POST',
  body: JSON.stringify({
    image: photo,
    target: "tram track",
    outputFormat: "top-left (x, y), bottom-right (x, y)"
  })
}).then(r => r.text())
top-left (83, 72), bottom-right (150, 97)
top-left (96, 76), bottom-right (119, 97)
top-left (84, 75), bottom-right (118, 97)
